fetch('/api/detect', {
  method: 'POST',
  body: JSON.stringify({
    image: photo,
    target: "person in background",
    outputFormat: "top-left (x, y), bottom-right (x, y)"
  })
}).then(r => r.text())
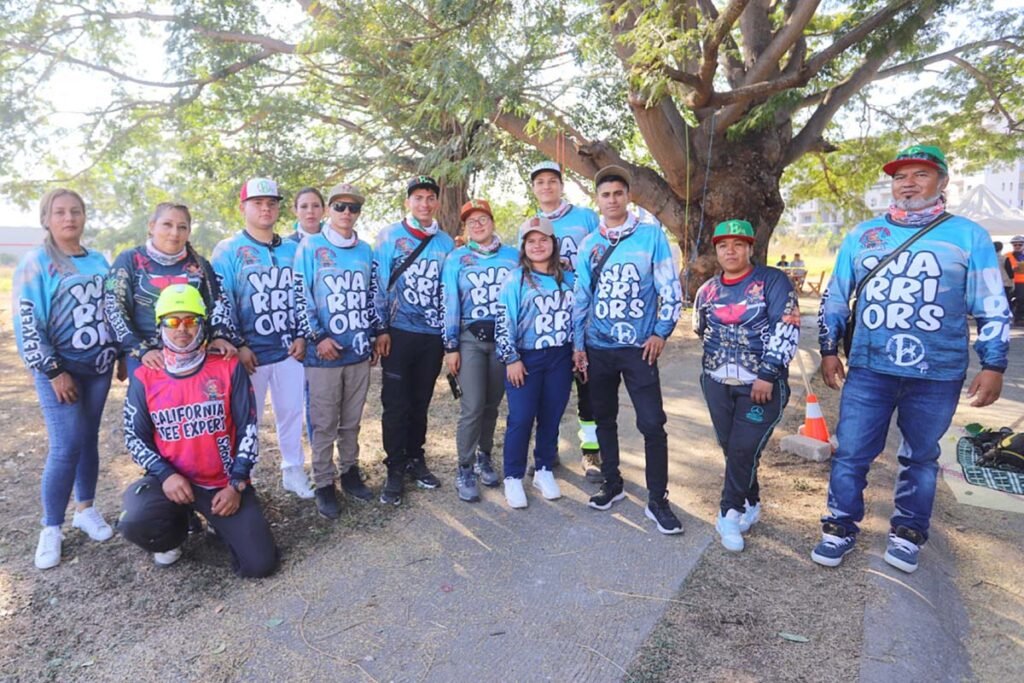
top-left (815, 145), bottom-right (1009, 573)
top-left (994, 241), bottom-right (1012, 307)
top-left (372, 175), bottom-right (456, 505)
top-left (693, 220), bottom-right (799, 552)
top-left (105, 202), bottom-right (241, 377)
top-left (529, 161), bottom-right (602, 481)
top-left (494, 217), bottom-right (575, 509)
top-left (775, 255), bottom-right (790, 267)
top-left (13, 189), bottom-right (118, 569)
top-left (294, 183), bottom-right (378, 518)
top-left (573, 165), bottom-right (684, 535)
top-left (211, 178), bottom-right (313, 500)
top-left (119, 284), bottom-right (278, 576)
top-left (789, 253), bottom-right (805, 268)
top-left (441, 199), bottom-right (518, 502)
top-left (290, 187), bottom-right (326, 243)
top-left (1006, 235), bottom-right (1024, 325)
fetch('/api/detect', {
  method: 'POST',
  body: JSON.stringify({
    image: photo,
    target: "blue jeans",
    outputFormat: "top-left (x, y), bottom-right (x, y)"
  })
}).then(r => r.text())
top-left (823, 367), bottom-right (963, 542)
top-left (502, 346), bottom-right (573, 479)
top-left (34, 370), bottom-right (113, 526)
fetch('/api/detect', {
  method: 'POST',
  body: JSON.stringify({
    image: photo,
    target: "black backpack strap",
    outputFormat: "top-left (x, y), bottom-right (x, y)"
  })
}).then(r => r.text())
top-left (590, 236), bottom-right (629, 294)
top-left (388, 233), bottom-right (434, 291)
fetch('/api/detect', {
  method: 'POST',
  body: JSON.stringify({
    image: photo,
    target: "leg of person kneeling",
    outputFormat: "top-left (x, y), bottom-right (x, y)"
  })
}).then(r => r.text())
top-left (194, 486), bottom-right (279, 578)
top-left (119, 476), bottom-right (190, 568)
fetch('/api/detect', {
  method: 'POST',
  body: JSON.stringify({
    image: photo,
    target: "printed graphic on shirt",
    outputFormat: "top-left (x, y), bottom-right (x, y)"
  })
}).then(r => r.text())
top-left (20, 275), bottom-right (117, 373)
top-left (532, 288), bottom-right (574, 347)
top-left (245, 265), bottom-right (295, 344)
top-left (464, 266), bottom-right (511, 318)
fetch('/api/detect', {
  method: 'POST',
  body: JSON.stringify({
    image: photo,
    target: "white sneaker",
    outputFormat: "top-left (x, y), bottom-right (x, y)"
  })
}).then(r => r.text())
top-left (72, 507), bottom-right (114, 542)
top-left (715, 509), bottom-right (745, 552)
top-left (34, 526), bottom-right (63, 570)
top-left (738, 502), bottom-right (761, 534)
top-left (282, 466), bottom-right (314, 499)
top-left (153, 546), bottom-right (182, 567)
top-left (531, 469), bottom-right (562, 500)
top-left (504, 477), bottom-right (528, 509)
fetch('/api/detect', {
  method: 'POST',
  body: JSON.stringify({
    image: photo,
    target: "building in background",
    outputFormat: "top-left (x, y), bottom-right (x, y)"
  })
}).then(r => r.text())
top-left (0, 226), bottom-right (44, 263)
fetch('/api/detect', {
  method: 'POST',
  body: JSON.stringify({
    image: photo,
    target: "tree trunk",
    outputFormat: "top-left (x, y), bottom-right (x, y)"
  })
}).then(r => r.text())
top-left (438, 181), bottom-right (468, 238)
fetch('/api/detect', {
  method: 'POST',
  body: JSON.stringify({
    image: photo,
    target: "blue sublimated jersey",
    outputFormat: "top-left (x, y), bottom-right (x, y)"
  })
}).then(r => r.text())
top-left (104, 246), bottom-right (242, 360)
top-left (210, 231), bottom-right (300, 365)
top-left (693, 266), bottom-right (800, 384)
top-left (818, 214), bottom-right (1010, 380)
top-left (440, 244), bottom-right (519, 351)
top-left (12, 247), bottom-right (117, 377)
top-left (573, 224), bottom-right (683, 351)
top-left (372, 222), bottom-right (455, 335)
top-left (495, 268), bottom-right (575, 364)
top-left (546, 205), bottom-right (599, 273)
top-left (293, 233), bottom-right (379, 367)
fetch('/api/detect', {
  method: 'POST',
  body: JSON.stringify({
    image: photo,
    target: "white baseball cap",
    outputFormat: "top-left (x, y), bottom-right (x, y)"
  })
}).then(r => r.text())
top-left (240, 178), bottom-right (283, 202)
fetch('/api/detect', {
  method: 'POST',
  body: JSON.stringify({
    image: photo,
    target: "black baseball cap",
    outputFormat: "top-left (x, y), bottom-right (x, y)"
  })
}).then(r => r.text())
top-left (406, 175), bottom-right (440, 196)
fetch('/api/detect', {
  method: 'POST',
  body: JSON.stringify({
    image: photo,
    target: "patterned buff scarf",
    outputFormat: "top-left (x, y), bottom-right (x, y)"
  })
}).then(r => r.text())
top-left (599, 212), bottom-right (641, 244)
top-left (404, 216), bottom-right (440, 239)
top-left (161, 324), bottom-right (207, 375)
top-left (468, 234), bottom-right (502, 257)
top-left (888, 196), bottom-right (946, 227)
top-left (324, 227), bottom-right (359, 249)
top-left (145, 238), bottom-right (187, 266)
top-left (539, 200), bottom-right (572, 221)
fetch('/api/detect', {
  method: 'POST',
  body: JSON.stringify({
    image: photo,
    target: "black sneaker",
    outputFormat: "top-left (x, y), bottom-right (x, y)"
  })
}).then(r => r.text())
top-left (380, 469), bottom-right (404, 506)
top-left (588, 479), bottom-right (626, 511)
top-left (315, 485), bottom-right (341, 520)
top-left (474, 450), bottom-right (500, 487)
top-left (340, 465), bottom-right (374, 501)
top-left (645, 495), bottom-right (684, 535)
top-left (455, 465), bottom-right (481, 502)
top-left (407, 458), bottom-right (440, 489)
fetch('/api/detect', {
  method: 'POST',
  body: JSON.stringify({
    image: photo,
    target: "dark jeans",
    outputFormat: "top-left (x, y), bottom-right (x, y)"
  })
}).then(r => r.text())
top-left (823, 367), bottom-right (963, 542)
top-left (34, 370), bottom-right (112, 526)
top-left (700, 375), bottom-right (790, 515)
top-left (119, 475), bottom-right (279, 578)
top-left (588, 347), bottom-right (669, 501)
top-left (380, 328), bottom-right (444, 469)
top-left (502, 346), bottom-right (574, 478)
top-left (1014, 283), bottom-right (1024, 322)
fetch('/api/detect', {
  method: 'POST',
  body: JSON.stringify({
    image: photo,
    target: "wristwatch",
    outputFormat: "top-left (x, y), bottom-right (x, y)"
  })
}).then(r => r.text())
top-left (229, 478), bottom-right (248, 493)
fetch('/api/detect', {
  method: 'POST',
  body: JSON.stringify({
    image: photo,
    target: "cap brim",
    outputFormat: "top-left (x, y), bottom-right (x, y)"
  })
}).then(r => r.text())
top-left (530, 169), bottom-right (562, 181)
top-left (461, 208), bottom-right (493, 222)
top-left (882, 158), bottom-right (943, 176)
top-left (712, 235), bottom-right (755, 245)
top-left (407, 183), bottom-right (440, 196)
top-left (243, 193), bottom-right (283, 201)
top-left (329, 193), bottom-right (365, 205)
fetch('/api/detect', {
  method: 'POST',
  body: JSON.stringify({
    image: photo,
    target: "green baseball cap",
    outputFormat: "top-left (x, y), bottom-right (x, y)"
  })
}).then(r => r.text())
top-left (883, 145), bottom-right (948, 176)
top-left (712, 219), bottom-right (755, 244)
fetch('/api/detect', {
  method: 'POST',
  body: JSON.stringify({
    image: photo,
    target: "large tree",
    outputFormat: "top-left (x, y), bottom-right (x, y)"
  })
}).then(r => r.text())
top-left (2, 1), bottom-right (1021, 287)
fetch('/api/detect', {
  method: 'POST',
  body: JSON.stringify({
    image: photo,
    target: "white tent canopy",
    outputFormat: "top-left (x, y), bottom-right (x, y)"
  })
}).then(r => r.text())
top-left (950, 185), bottom-right (1024, 239)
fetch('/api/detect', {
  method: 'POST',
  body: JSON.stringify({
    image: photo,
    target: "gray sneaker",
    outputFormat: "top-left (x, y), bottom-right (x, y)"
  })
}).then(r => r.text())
top-left (581, 452), bottom-right (603, 483)
top-left (474, 450), bottom-right (500, 487)
top-left (456, 465), bottom-right (480, 502)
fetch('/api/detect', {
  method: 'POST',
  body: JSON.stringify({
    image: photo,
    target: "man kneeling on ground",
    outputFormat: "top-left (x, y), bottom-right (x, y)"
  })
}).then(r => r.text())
top-left (119, 284), bottom-right (278, 577)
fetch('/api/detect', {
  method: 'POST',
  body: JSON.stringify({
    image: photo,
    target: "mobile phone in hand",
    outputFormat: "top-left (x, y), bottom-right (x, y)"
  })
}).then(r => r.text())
top-left (447, 372), bottom-right (462, 400)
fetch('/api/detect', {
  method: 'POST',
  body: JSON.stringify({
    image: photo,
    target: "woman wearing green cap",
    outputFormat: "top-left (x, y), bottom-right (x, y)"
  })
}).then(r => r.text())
top-left (693, 219), bottom-right (800, 552)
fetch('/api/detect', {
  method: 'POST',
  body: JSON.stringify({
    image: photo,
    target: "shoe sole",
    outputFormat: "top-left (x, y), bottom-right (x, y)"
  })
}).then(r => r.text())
top-left (883, 551), bottom-right (918, 574)
top-left (532, 482), bottom-right (562, 500)
top-left (316, 506), bottom-right (341, 520)
top-left (646, 507), bottom-right (684, 535)
top-left (414, 479), bottom-right (440, 490)
top-left (588, 491), bottom-right (626, 511)
top-left (343, 491), bottom-right (375, 502)
top-left (810, 549), bottom-right (851, 567)
top-left (505, 499), bottom-right (528, 509)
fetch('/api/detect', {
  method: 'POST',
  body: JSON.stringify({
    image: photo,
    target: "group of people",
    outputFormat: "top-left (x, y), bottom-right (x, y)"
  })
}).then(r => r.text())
top-left (12, 144), bottom-right (1011, 580)
top-left (997, 235), bottom-right (1024, 325)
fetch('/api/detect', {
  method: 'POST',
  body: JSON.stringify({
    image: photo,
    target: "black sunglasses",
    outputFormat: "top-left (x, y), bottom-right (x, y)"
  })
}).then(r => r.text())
top-left (331, 201), bottom-right (362, 214)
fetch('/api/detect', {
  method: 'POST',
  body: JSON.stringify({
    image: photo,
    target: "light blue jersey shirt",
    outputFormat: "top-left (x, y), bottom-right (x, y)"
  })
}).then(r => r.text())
top-left (440, 243), bottom-right (519, 351)
top-left (495, 268), bottom-right (575, 364)
top-left (372, 222), bottom-right (455, 335)
top-left (545, 205), bottom-right (599, 273)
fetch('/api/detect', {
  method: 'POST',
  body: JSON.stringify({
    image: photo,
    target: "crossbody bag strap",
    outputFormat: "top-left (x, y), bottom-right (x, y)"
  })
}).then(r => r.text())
top-left (850, 212), bottom-right (952, 304)
top-left (388, 233), bottom-right (434, 291)
top-left (590, 234), bottom-right (632, 294)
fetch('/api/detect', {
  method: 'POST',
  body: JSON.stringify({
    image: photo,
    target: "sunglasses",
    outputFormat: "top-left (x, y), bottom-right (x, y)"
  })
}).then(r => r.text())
top-left (160, 315), bottom-right (203, 330)
top-left (331, 201), bottom-right (362, 214)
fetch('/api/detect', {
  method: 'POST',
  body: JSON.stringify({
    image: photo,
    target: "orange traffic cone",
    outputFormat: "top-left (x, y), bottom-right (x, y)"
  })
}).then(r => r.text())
top-left (798, 393), bottom-right (832, 446)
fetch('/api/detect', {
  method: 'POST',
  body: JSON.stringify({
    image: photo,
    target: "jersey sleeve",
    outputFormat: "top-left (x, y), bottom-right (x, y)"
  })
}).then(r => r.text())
top-left (818, 232), bottom-right (857, 357)
top-left (652, 229), bottom-right (682, 340)
top-left (12, 253), bottom-right (62, 377)
top-left (372, 232), bottom-right (394, 332)
top-left (692, 280), bottom-right (709, 338)
top-left (966, 228), bottom-right (1011, 372)
top-left (103, 249), bottom-right (150, 359)
top-left (228, 361), bottom-right (260, 481)
top-left (440, 252), bottom-right (461, 351)
top-left (123, 378), bottom-right (178, 482)
top-left (494, 275), bottom-right (521, 364)
top-left (210, 241), bottom-right (244, 345)
top-left (292, 241), bottom-right (325, 345)
top-left (572, 245), bottom-right (594, 353)
top-left (759, 271), bottom-right (800, 381)
top-left (197, 253), bottom-right (244, 347)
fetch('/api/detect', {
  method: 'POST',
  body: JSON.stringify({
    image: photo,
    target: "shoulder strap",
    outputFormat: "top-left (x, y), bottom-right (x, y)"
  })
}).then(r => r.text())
top-left (851, 212), bottom-right (953, 303)
top-left (590, 234), bottom-right (631, 294)
top-left (388, 233), bottom-right (434, 291)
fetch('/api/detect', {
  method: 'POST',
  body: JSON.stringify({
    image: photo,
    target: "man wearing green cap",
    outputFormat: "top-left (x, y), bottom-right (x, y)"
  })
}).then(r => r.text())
top-left (814, 145), bottom-right (1010, 573)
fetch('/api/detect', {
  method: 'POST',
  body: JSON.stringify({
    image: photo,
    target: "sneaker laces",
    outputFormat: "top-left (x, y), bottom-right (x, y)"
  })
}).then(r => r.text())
top-left (889, 534), bottom-right (919, 554)
top-left (820, 533), bottom-right (849, 549)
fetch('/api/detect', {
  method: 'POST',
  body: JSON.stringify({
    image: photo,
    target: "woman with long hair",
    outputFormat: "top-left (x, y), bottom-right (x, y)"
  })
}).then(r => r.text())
top-left (494, 216), bottom-right (575, 509)
top-left (104, 202), bottom-right (242, 377)
top-left (290, 187), bottom-right (326, 242)
top-left (13, 189), bottom-right (119, 569)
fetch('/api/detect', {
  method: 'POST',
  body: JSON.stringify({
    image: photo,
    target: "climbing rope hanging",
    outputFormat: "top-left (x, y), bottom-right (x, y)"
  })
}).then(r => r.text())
top-left (683, 111), bottom-right (716, 303)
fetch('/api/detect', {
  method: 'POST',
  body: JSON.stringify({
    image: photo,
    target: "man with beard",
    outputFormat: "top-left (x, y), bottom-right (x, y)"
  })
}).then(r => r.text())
top-left (813, 145), bottom-right (1010, 573)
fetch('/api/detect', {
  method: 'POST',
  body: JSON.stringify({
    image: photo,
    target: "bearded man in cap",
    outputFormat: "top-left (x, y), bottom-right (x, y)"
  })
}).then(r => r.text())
top-left (814, 145), bottom-right (1010, 573)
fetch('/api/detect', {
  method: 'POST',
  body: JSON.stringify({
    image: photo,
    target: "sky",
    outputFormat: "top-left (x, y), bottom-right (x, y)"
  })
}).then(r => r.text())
top-left (2, 0), bottom-right (1021, 227)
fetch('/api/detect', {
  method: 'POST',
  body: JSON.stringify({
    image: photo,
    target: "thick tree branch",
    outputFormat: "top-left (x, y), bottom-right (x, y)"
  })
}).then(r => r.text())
top-left (695, 0), bottom-right (750, 102)
top-left (741, 0), bottom-right (819, 87)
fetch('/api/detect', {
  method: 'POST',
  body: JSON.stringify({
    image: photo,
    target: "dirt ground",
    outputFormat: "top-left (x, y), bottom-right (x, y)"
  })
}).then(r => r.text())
top-left (1, 289), bottom-right (1021, 682)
